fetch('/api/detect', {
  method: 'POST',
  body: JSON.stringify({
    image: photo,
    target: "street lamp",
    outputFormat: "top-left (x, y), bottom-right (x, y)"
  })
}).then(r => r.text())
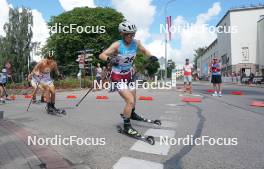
top-left (164, 0), bottom-right (176, 80)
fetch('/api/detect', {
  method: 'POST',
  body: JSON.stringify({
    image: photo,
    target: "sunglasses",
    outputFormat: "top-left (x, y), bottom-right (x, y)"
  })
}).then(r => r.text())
top-left (124, 33), bottom-right (135, 38)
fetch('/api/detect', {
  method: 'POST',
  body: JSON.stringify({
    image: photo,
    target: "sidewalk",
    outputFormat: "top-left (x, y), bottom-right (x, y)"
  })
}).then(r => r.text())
top-left (190, 80), bottom-right (264, 88)
top-left (0, 119), bottom-right (72, 169)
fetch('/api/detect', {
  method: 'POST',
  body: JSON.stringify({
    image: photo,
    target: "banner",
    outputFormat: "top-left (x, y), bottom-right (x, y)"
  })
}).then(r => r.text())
top-left (166, 16), bottom-right (172, 41)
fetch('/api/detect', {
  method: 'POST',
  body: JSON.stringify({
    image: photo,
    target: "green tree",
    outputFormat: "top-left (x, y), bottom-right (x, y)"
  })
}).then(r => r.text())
top-left (133, 52), bottom-right (147, 74)
top-left (133, 52), bottom-right (160, 78)
top-left (146, 61), bottom-right (160, 78)
top-left (3, 7), bottom-right (33, 76)
top-left (193, 47), bottom-right (206, 69)
top-left (44, 7), bottom-right (124, 75)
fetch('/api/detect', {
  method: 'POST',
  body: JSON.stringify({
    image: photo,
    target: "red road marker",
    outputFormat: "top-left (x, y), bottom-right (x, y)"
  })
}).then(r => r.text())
top-left (230, 91), bottom-right (243, 95)
top-left (9, 95), bottom-right (16, 100)
top-left (139, 96), bottom-right (153, 101)
top-left (96, 95), bottom-right (109, 100)
top-left (66, 95), bottom-right (77, 99)
top-left (182, 97), bottom-right (202, 103)
top-left (24, 95), bottom-right (32, 99)
top-left (207, 90), bottom-right (214, 93)
top-left (250, 101), bottom-right (264, 107)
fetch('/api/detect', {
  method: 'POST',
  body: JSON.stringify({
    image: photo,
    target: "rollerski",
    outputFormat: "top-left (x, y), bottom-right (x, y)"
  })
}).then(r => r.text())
top-left (117, 115), bottom-right (155, 145)
top-left (117, 125), bottom-right (155, 145)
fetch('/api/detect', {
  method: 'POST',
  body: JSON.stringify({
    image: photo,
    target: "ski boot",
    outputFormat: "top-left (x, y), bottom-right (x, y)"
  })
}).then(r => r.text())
top-left (40, 95), bottom-right (45, 103)
top-left (131, 112), bottom-right (161, 125)
top-left (46, 103), bottom-right (57, 115)
top-left (124, 123), bottom-right (140, 136)
top-left (32, 96), bottom-right (37, 104)
top-left (51, 103), bottom-right (66, 115)
top-left (121, 114), bottom-right (140, 136)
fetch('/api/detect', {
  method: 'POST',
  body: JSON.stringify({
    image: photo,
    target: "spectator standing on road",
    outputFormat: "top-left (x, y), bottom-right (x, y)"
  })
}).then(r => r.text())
top-left (95, 63), bottom-right (103, 90)
top-left (249, 72), bottom-right (255, 86)
top-left (0, 68), bottom-right (8, 103)
top-left (210, 58), bottom-right (222, 97)
top-left (183, 59), bottom-right (193, 94)
top-left (101, 66), bottom-right (108, 88)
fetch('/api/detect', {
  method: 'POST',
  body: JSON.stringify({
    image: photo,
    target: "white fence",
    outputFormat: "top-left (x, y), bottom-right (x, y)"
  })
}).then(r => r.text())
top-left (222, 76), bottom-right (241, 83)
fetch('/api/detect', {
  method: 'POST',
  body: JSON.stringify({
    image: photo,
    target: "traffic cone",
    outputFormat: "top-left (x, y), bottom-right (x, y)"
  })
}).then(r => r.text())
top-left (230, 91), bottom-right (243, 95)
top-left (182, 97), bottom-right (202, 103)
top-left (9, 95), bottom-right (16, 100)
top-left (67, 95), bottom-right (77, 99)
top-left (250, 101), bottom-right (264, 107)
top-left (139, 96), bottom-right (153, 101)
top-left (96, 95), bottom-right (109, 100)
top-left (24, 95), bottom-right (32, 99)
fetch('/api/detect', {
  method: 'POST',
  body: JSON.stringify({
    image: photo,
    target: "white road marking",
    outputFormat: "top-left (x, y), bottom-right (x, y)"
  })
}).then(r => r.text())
top-left (113, 157), bottom-right (163, 169)
top-left (164, 110), bottom-right (178, 114)
top-left (130, 140), bottom-right (171, 155)
top-left (145, 129), bottom-right (175, 138)
top-left (160, 120), bottom-right (177, 128)
top-left (160, 114), bottom-right (181, 121)
top-left (165, 104), bottom-right (185, 107)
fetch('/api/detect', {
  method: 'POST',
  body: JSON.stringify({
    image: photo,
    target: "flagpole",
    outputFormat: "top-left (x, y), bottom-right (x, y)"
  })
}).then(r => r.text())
top-left (165, 15), bottom-right (168, 80)
top-left (164, 0), bottom-right (175, 80)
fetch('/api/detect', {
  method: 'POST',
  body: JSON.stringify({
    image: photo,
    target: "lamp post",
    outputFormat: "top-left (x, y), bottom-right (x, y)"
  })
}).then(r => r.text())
top-left (164, 0), bottom-right (176, 80)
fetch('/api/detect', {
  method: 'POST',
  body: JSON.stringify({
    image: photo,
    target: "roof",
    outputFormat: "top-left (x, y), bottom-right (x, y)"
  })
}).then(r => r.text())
top-left (203, 39), bottom-right (218, 54)
top-left (258, 15), bottom-right (264, 22)
top-left (216, 4), bottom-right (264, 26)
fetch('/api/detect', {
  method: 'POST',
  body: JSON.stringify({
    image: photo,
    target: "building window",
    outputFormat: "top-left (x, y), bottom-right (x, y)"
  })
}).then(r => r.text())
top-left (241, 47), bottom-right (249, 61)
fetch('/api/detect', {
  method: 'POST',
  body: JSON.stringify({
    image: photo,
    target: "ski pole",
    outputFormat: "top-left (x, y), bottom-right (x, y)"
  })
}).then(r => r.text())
top-left (75, 85), bottom-right (94, 107)
top-left (26, 82), bottom-right (40, 111)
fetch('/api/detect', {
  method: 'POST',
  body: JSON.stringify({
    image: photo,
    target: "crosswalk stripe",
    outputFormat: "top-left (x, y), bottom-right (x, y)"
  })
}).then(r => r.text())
top-left (113, 157), bottom-right (163, 169)
top-left (144, 129), bottom-right (175, 138)
top-left (164, 110), bottom-right (179, 114)
top-left (130, 128), bottom-right (176, 155)
top-left (114, 108), bottom-right (179, 168)
top-left (160, 120), bottom-right (177, 128)
top-left (130, 139), bottom-right (171, 155)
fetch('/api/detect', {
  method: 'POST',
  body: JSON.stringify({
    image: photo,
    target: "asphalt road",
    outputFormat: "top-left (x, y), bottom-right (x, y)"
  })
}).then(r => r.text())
top-left (1, 81), bottom-right (264, 169)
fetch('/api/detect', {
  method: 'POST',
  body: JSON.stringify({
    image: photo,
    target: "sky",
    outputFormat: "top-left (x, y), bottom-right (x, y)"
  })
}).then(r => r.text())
top-left (0, 0), bottom-right (264, 64)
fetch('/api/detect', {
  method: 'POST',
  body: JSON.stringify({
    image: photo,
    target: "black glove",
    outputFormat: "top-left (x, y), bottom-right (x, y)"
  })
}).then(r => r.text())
top-left (149, 56), bottom-right (158, 62)
top-left (107, 57), bottom-right (119, 66)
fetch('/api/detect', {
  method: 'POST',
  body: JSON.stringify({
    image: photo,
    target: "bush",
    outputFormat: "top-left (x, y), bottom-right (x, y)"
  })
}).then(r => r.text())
top-left (54, 77), bottom-right (93, 89)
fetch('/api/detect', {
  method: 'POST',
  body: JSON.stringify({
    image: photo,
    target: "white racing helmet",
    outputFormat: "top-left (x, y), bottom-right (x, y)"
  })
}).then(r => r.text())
top-left (118, 21), bottom-right (137, 33)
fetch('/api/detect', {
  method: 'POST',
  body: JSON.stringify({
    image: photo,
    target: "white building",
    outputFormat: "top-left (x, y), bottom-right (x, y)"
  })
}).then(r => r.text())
top-left (197, 39), bottom-right (218, 78)
top-left (257, 15), bottom-right (264, 75)
top-left (198, 5), bottom-right (264, 77)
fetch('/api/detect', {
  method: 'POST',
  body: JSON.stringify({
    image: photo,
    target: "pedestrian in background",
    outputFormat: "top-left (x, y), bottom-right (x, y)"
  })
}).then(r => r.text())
top-left (95, 63), bottom-right (102, 90)
top-left (183, 59), bottom-right (193, 94)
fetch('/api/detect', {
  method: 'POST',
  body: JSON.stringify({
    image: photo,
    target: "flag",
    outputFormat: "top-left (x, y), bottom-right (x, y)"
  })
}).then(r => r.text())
top-left (166, 16), bottom-right (172, 41)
